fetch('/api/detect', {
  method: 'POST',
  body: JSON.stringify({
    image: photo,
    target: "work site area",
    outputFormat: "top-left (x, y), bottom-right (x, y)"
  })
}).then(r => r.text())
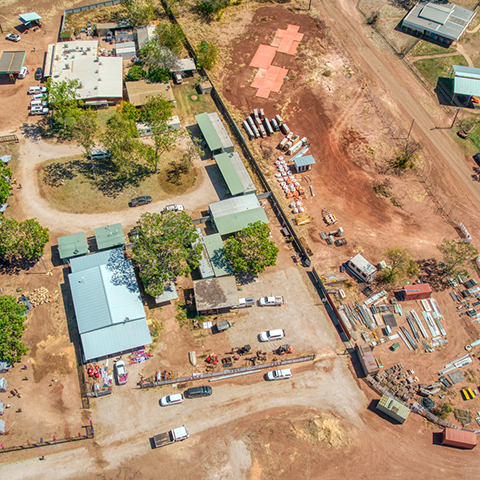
top-left (2, 0), bottom-right (480, 478)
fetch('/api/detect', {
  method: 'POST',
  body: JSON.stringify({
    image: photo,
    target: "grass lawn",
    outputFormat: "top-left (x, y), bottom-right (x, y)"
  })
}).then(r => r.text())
top-left (172, 78), bottom-right (217, 125)
top-left (414, 55), bottom-right (468, 87)
top-left (468, 121), bottom-right (480, 150)
top-left (0, 142), bottom-right (20, 177)
top-left (39, 147), bottom-right (197, 214)
top-left (96, 106), bottom-right (117, 130)
top-left (409, 40), bottom-right (451, 57)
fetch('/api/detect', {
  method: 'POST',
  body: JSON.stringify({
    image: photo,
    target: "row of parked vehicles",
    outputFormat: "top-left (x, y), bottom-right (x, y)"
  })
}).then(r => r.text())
top-left (27, 86), bottom-right (49, 115)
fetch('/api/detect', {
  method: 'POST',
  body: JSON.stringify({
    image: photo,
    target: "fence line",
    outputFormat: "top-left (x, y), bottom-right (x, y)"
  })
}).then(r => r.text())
top-left (0, 424), bottom-right (94, 454)
top-left (139, 355), bottom-right (316, 388)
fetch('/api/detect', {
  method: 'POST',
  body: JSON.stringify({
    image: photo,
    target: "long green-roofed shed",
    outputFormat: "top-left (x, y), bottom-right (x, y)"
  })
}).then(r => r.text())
top-left (0, 51), bottom-right (26, 74)
top-left (58, 232), bottom-right (89, 262)
top-left (196, 112), bottom-right (223, 154)
top-left (203, 233), bottom-right (233, 277)
top-left (215, 153), bottom-right (245, 196)
top-left (94, 223), bottom-right (126, 251)
top-left (209, 196), bottom-right (269, 236)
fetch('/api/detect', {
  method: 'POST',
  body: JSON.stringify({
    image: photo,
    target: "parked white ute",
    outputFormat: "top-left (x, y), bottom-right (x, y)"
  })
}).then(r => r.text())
top-left (267, 368), bottom-right (292, 381)
top-left (160, 393), bottom-right (184, 407)
top-left (30, 106), bottom-right (49, 115)
top-left (258, 329), bottom-right (285, 342)
top-left (259, 296), bottom-right (284, 306)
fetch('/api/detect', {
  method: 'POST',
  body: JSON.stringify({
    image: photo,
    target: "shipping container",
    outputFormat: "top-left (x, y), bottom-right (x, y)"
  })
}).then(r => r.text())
top-left (275, 114), bottom-right (284, 126)
top-left (243, 121), bottom-right (254, 140)
top-left (264, 118), bottom-right (274, 135)
top-left (442, 428), bottom-right (477, 449)
top-left (271, 118), bottom-right (279, 132)
top-left (279, 138), bottom-right (289, 149)
top-left (280, 123), bottom-right (290, 135)
top-left (397, 284), bottom-right (432, 301)
top-left (253, 109), bottom-right (258, 118)
top-left (259, 108), bottom-right (265, 120)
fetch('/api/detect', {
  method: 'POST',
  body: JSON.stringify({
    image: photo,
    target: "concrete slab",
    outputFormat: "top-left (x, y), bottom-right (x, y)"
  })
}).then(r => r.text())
top-left (249, 44), bottom-right (278, 69)
top-left (251, 65), bottom-right (289, 98)
top-left (273, 24), bottom-right (304, 55)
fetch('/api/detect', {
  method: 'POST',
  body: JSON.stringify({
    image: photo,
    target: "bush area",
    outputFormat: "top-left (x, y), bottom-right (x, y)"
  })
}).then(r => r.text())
top-left (414, 55), bottom-right (468, 87)
top-left (409, 40), bottom-right (450, 57)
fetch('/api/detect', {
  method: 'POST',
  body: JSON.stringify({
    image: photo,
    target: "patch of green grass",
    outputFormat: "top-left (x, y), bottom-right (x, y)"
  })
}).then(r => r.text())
top-left (96, 107), bottom-right (117, 131)
top-left (468, 121), bottom-right (480, 150)
top-left (409, 40), bottom-right (451, 57)
top-left (172, 79), bottom-right (216, 124)
top-left (414, 55), bottom-right (468, 87)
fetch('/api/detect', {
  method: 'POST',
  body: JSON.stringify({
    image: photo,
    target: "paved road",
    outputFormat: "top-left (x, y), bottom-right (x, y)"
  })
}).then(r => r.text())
top-left (316, 0), bottom-right (480, 229)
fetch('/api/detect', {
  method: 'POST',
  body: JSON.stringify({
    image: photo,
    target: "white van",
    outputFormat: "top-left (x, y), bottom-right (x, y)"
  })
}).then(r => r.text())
top-left (30, 100), bottom-right (47, 108)
top-left (28, 86), bottom-right (47, 95)
top-left (90, 149), bottom-right (110, 160)
top-left (32, 93), bottom-right (46, 101)
top-left (266, 369), bottom-right (292, 381)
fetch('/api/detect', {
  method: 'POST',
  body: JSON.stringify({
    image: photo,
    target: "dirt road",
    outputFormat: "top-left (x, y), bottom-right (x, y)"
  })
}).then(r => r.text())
top-left (316, 0), bottom-right (480, 230)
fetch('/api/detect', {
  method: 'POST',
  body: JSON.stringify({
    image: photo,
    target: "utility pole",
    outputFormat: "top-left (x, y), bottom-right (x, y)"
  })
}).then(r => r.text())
top-left (406, 118), bottom-right (415, 143)
top-left (451, 108), bottom-right (460, 129)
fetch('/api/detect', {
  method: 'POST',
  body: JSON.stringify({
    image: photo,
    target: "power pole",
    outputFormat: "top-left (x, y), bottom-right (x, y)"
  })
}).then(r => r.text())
top-left (406, 118), bottom-right (415, 143)
top-left (451, 108), bottom-right (460, 129)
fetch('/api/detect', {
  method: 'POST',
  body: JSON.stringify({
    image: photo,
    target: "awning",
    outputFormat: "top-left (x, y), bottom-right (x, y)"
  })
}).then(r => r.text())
top-left (19, 12), bottom-right (41, 24)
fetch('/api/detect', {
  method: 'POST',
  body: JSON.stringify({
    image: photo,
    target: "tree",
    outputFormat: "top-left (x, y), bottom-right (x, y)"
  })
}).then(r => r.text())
top-left (438, 238), bottom-right (479, 277)
top-left (196, 0), bottom-right (230, 18)
top-left (46, 78), bottom-right (82, 130)
top-left (125, 64), bottom-right (146, 81)
top-left (157, 23), bottom-right (184, 56)
top-left (133, 211), bottom-right (202, 297)
top-left (140, 95), bottom-right (184, 173)
top-left (380, 247), bottom-right (420, 283)
top-left (389, 140), bottom-right (422, 174)
top-left (0, 165), bottom-right (12, 204)
top-left (0, 295), bottom-right (29, 363)
top-left (224, 222), bottom-right (279, 275)
top-left (117, 100), bottom-right (140, 123)
top-left (122, 0), bottom-right (155, 26)
top-left (72, 109), bottom-right (99, 180)
top-left (0, 218), bottom-right (49, 261)
top-left (101, 113), bottom-right (144, 179)
top-left (140, 38), bottom-right (177, 73)
top-left (196, 40), bottom-right (219, 70)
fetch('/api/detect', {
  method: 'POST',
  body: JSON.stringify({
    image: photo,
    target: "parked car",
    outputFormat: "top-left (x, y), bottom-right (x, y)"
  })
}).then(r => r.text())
top-left (231, 297), bottom-right (255, 309)
top-left (32, 93), bottom-right (46, 101)
top-left (184, 386), bottom-right (212, 398)
top-left (130, 196), bottom-right (152, 207)
top-left (160, 393), bottom-right (184, 407)
top-left (266, 368), bottom-right (292, 381)
top-left (457, 130), bottom-right (468, 139)
top-left (35, 67), bottom-right (43, 81)
top-left (259, 296), bottom-right (284, 307)
top-left (115, 360), bottom-right (128, 385)
top-left (473, 153), bottom-right (480, 166)
top-left (30, 106), bottom-right (49, 115)
top-left (163, 204), bottom-right (184, 212)
top-left (28, 86), bottom-right (47, 95)
top-left (6, 33), bottom-right (20, 42)
top-left (258, 329), bottom-right (285, 342)
top-left (18, 67), bottom-right (28, 79)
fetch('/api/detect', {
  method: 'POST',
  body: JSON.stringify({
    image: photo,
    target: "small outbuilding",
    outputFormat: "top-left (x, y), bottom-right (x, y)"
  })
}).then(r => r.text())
top-left (293, 155), bottom-right (316, 173)
top-left (453, 65), bottom-right (480, 97)
top-left (114, 41), bottom-right (136, 59)
top-left (0, 377), bottom-right (7, 393)
top-left (170, 58), bottom-right (196, 74)
top-left (348, 254), bottom-right (378, 283)
top-left (0, 51), bottom-right (26, 75)
top-left (356, 344), bottom-right (379, 377)
top-left (202, 233), bottom-right (233, 277)
top-left (57, 232), bottom-right (89, 263)
top-left (19, 12), bottom-right (42, 28)
top-left (193, 276), bottom-right (239, 313)
top-left (442, 428), bottom-right (477, 449)
top-left (115, 29), bottom-right (134, 43)
top-left (94, 223), bottom-right (126, 251)
top-left (195, 112), bottom-right (234, 156)
top-left (215, 152), bottom-right (256, 196)
top-left (199, 80), bottom-right (213, 94)
top-left (135, 24), bottom-right (157, 50)
top-left (155, 281), bottom-right (178, 305)
top-left (376, 394), bottom-right (410, 424)
top-left (397, 283), bottom-right (432, 301)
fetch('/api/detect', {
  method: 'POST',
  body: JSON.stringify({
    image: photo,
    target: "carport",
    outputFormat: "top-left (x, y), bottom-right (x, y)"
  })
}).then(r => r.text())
top-left (19, 12), bottom-right (42, 28)
top-left (0, 51), bottom-right (26, 75)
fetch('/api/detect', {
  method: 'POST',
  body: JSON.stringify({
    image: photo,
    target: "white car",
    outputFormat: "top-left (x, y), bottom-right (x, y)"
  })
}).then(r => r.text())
top-left (259, 296), bottom-right (284, 306)
top-left (18, 67), bottom-right (29, 79)
top-left (160, 393), bottom-right (184, 407)
top-left (267, 368), bottom-right (292, 381)
top-left (259, 329), bottom-right (285, 342)
top-left (30, 106), bottom-right (49, 115)
top-left (32, 93), bottom-right (46, 101)
top-left (28, 86), bottom-right (47, 95)
top-left (6, 33), bottom-right (20, 42)
top-left (164, 204), bottom-right (184, 212)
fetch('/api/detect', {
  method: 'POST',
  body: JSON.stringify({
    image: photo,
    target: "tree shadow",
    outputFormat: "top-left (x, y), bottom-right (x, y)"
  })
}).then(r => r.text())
top-left (0, 257), bottom-right (38, 275)
top-left (234, 271), bottom-right (257, 285)
top-left (43, 161), bottom-right (79, 187)
top-left (105, 249), bottom-right (138, 293)
top-left (417, 258), bottom-right (448, 291)
top-left (20, 122), bottom-right (46, 142)
top-left (472, 166), bottom-right (480, 182)
top-left (210, 248), bottom-right (232, 274)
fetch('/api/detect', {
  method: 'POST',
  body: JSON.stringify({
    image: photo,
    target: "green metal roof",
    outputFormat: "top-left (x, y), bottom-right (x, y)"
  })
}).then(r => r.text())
top-left (94, 223), bottom-right (126, 251)
top-left (377, 394), bottom-right (410, 422)
top-left (68, 248), bottom-right (151, 362)
top-left (155, 281), bottom-right (179, 303)
top-left (215, 153), bottom-right (245, 196)
top-left (214, 208), bottom-right (269, 235)
top-left (202, 233), bottom-right (233, 277)
top-left (0, 51), bottom-right (26, 74)
top-left (57, 232), bottom-right (88, 260)
top-left (195, 112), bottom-right (223, 153)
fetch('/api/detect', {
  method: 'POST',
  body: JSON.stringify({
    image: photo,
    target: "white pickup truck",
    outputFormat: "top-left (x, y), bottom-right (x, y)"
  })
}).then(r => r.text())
top-left (153, 426), bottom-right (189, 448)
top-left (259, 296), bottom-right (284, 307)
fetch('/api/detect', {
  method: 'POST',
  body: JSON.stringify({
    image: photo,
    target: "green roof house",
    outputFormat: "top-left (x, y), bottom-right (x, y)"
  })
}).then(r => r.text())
top-left (94, 223), bottom-right (126, 251)
top-left (376, 394), bottom-right (410, 424)
top-left (195, 112), bottom-right (234, 156)
top-left (214, 152), bottom-right (256, 196)
top-left (57, 232), bottom-right (89, 263)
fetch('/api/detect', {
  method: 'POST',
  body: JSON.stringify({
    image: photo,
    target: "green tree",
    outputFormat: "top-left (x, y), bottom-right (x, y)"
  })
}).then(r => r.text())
top-left (46, 78), bottom-right (82, 130)
top-left (196, 0), bottom-right (230, 18)
top-left (122, 0), bottom-right (155, 26)
top-left (72, 109), bottom-right (99, 180)
top-left (140, 38), bottom-right (177, 73)
top-left (133, 211), bottom-right (202, 297)
top-left (140, 95), bottom-right (184, 173)
top-left (0, 165), bottom-right (12, 204)
top-left (224, 222), bottom-right (279, 275)
top-left (196, 40), bottom-right (219, 70)
top-left (157, 23), bottom-right (184, 56)
top-left (0, 218), bottom-right (49, 261)
top-left (125, 64), bottom-right (146, 81)
top-left (380, 246), bottom-right (420, 283)
top-left (0, 295), bottom-right (29, 363)
top-left (117, 100), bottom-right (140, 123)
top-left (101, 113), bottom-right (144, 179)
top-left (438, 238), bottom-right (479, 277)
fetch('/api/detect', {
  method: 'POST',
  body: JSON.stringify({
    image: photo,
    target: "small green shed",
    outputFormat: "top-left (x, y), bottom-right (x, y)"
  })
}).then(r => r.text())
top-left (57, 232), bottom-right (89, 263)
top-left (376, 394), bottom-right (410, 424)
top-left (94, 223), bottom-right (126, 251)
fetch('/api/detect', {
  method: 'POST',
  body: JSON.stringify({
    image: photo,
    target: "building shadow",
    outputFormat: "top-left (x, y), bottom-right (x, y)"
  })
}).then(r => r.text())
top-left (367, 399), bottom-right (404, 425)
top-left (351, 348), bottom-right (368, 379)
top-left (50, 245), bottom-right (64, 267)
top-left (205, 163), bottom-right (229, 200)
top-left (435, 78), bottom-right (456, 106)
top-left (185, 125), bottom-right (210, 161)
top-left (432, 431), bottom-right (444, 445)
